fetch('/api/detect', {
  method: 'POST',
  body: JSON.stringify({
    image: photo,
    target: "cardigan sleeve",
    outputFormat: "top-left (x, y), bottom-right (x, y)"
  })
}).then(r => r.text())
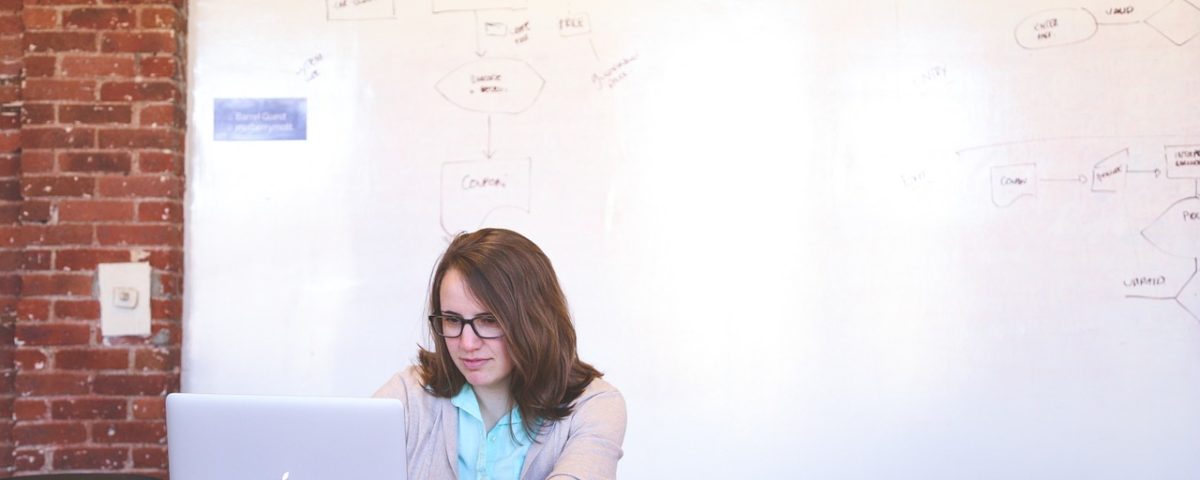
top-left (372, 371), bottom-right (410, 402)
top-left (545, 384), bottom-right (627, 480)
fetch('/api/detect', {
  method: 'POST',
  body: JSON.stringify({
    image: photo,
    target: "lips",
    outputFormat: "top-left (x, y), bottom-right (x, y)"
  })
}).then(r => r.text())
top-left (461, 358), bottom-right (489, 370)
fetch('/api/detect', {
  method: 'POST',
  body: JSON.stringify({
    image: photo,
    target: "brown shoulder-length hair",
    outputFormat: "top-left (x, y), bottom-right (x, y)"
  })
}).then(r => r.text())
top-left (417, 228), bottom-right (602, 437)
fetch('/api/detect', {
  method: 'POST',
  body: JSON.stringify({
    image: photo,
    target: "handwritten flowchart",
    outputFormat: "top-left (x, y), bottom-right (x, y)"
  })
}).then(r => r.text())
top-left (965, 139), bottom-right (1200, 322)
top-left (309, 0), bottom-right (644, 236)
top-left (1015, 0), bottom-right (1200, 48)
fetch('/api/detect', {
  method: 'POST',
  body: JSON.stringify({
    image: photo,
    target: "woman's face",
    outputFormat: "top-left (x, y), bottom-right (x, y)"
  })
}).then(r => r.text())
top-left (440, 268), bottom-right (514, 396)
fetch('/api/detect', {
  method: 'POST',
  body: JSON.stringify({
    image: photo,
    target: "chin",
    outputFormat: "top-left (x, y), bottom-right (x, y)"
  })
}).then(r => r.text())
top-left (466, 373), bottom-right (497, 387)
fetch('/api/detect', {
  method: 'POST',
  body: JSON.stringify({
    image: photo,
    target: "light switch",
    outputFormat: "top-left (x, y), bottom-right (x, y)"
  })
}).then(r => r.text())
top-left (98, 262), bottom-right (151, 336)
top-left (113, 287), bottom-right (138, 309)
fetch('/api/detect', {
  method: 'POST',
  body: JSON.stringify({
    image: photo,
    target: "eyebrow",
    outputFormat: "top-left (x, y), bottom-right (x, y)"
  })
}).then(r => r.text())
top-left (439, 311), bottom-right (495, 318)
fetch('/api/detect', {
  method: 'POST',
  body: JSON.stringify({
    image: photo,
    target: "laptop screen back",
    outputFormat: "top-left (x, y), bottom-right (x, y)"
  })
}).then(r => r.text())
top-left (166, 393), bottom-right (406, 480)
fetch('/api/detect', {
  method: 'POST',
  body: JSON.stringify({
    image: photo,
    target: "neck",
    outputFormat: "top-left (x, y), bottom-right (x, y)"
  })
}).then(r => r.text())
top-left (472, 384), bottom-right (513, 431)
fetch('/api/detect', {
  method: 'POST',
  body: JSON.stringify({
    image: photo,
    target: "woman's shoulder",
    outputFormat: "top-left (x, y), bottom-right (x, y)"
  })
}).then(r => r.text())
top-left (579, 375), bottom-right (620, 398)
top-left (525, 376), bottom-right (626, 480)
top-left (373, 365), bottom-right (423, 396)
top-left (372, 366), bottom-right (445, 414)
top-left (566, 376), bottom-right (626, 423)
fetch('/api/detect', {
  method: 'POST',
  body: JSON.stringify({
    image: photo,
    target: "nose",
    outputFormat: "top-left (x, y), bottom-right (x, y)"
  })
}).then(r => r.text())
top-left (458, 324), bottom-right (483, 350)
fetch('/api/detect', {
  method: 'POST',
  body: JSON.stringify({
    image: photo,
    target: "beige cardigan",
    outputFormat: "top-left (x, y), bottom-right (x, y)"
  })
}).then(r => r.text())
top-left (373, 367), bottom-right (626, 480)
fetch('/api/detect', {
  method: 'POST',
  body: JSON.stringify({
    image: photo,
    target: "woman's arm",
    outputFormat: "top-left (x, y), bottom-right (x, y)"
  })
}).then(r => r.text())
top-left (546, 387), bottom-right (628, 480)
top-left (372, 371), bottom-right (410, 401)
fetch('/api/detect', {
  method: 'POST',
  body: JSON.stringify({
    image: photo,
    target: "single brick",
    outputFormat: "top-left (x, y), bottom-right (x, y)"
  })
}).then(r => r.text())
top-left (51, 398), bottom-right (128, 419)
top-left (100, 31), bottom-right (176, 53)
top-left (21, 176), bottom-right (96, 198)
top-left (93, 420), bottom-right (166, 444)
top-left (22, 8), bottom-right (60, 30)
top-left (22, 225), bottom-right (95, 247)
top-left (56, 348), bottom-right (129, 370)
top-left (53, 446), bottom-right (129, 470)
top-left (61, 55), bottom-right (136, 77)
top-left (92, 373), bottom-right (176, 396)
top-left (23, 56), bottom-right (57, 78)
top-left (57, 200), bottom-right (136, 222)
top-left (54, 299), bottom-right (102, 320)
top-left (60, 152), bottom-right (133, 173)
top-left (13, 421), bottom-right (87, 445)
top-left (19, 273), bottom-right (93, 296)
top-left (137, 201), bottom-right (182, 222)
top-left (25, 31), bottom-right (97, 53)
top-left (96, 175), bottom-right (182, 198)
top-left (97, 128), bottom-right (181, 149)
top-left (23, 79), bottom-right (96, 101)
top-left (63, 8), bottom-right (136, 30)
top-left (14, 371), bottom-right (91, 396)
top-left (15, 322), bottom-right (93, 346)
top-left (23, 127), bottom-right (97, 149)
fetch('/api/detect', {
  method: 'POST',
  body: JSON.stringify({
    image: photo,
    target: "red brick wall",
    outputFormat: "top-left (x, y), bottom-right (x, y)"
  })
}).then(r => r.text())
top-left (0, 0), bottom-right (186, 477)
top-left (0, 0), bottom-right (22, 475)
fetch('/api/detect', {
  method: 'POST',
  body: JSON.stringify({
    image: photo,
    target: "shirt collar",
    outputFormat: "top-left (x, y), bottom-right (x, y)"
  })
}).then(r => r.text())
top-left (451, 384), bottom-right (523, 427)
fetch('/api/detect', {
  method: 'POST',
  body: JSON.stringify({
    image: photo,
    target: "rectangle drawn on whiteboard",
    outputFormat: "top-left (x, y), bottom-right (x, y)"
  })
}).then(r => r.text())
top-left (1164, 145), bottom-right (1200, 179)
top-left (432, 0), bottom-right (527, 13)
top-left (214, 98), bottom-right (307, 142)
top-left (327, 0), bottom-right (395, 20)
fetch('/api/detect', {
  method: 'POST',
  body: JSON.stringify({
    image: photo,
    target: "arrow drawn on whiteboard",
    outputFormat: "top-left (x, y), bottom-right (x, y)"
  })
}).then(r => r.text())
top-left (484, 115), bottom-right (495, 159)
top-left (474, 11), bottom-right (487, 57)
top-left (1128, 168), bottom-right (1162, 177)
top-left (1040, 175), bottom-right (1087, 184)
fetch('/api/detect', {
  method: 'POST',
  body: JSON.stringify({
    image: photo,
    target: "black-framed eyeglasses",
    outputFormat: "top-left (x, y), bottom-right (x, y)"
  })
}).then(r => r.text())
top-left (429, 314), bottom-right (505, 339)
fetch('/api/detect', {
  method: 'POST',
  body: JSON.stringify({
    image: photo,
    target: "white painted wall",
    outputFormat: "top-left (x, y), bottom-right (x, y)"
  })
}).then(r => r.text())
top-left (185, 0), bottom-right (1200, 477)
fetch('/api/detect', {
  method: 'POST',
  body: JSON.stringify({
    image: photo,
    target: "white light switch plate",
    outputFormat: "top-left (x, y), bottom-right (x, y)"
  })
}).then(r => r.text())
top-left (98, 262), bottom-right (152, 336)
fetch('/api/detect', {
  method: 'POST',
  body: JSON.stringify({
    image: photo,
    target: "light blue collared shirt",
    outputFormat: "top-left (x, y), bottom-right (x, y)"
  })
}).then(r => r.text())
top-left (452, 384), bottom-right (534, 480)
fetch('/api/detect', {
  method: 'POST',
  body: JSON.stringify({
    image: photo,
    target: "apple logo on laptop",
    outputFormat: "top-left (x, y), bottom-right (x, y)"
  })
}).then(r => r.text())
top-left (282, 472), bottom-right (290, 480)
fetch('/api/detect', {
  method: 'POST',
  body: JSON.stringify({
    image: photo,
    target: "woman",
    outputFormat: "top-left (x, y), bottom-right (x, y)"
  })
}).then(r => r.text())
top-left (375, 228), bottom-right (626, 479)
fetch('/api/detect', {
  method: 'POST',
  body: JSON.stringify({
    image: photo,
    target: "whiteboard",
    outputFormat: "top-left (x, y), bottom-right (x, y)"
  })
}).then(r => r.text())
top-left (185, 0), bottom-right (1200, 478)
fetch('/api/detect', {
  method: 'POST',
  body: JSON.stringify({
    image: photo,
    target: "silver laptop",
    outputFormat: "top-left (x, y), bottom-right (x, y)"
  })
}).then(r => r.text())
top-left (166, 393), bottom-right (406, 480)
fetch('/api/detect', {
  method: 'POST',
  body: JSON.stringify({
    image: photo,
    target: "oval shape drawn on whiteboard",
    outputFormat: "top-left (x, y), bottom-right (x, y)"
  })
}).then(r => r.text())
top-left (1014, 8), bottom-right (1098, 49)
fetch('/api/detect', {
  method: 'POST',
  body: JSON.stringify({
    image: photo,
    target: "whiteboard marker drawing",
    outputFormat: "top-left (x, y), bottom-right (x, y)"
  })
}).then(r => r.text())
top-left (439, 158), bottom-right (532, 237)
top-left (591, 54), bottom-right (639, 90)
top-left (1038, 173), bottom-right (1089, 183)
top-left (483, 115), bottom-right (494, 159)
top-left (435, 58), bottom-right (545, 114)
top-left (1173, 259), bottom-right (1200, 321)
top-left (1013, 0), bottom-right (1199, 48)
top-left (433, 0), bottom-right (527, 14)
top-left (474, 11), bottom-right (489, 57)
top-left (1127, 258), bottom-right (1200, 322)
top-left (326, 0), bottom-right (396, 21)
top-left (295, 53), bottom-right (324, 82)
top-left (1091, 1), bottom-right (1167, 24)
top-left (1164, 144), bottom-right (1200, 179)
top-left (559, 13), bottom-right (592, 37)
top-left (990, 163), bottom-right (1038, 208)
top-left (1141, 195), bottom-right (1200, 259)
top-left (1014, 8), bottom-right (1099, 49)
top-left (1145, 0), bottom-right (1200, 45)
top-left (1091, 148), bottom-right (1131, 193)
top-left (557, 2), bottom-right (600, 60)
top-left (968, 138), bottom-right (1200, 322)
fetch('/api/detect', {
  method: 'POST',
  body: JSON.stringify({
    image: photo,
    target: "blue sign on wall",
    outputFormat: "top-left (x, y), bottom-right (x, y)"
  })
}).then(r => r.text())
top-left (214, 98), bottom-right (307, 141)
